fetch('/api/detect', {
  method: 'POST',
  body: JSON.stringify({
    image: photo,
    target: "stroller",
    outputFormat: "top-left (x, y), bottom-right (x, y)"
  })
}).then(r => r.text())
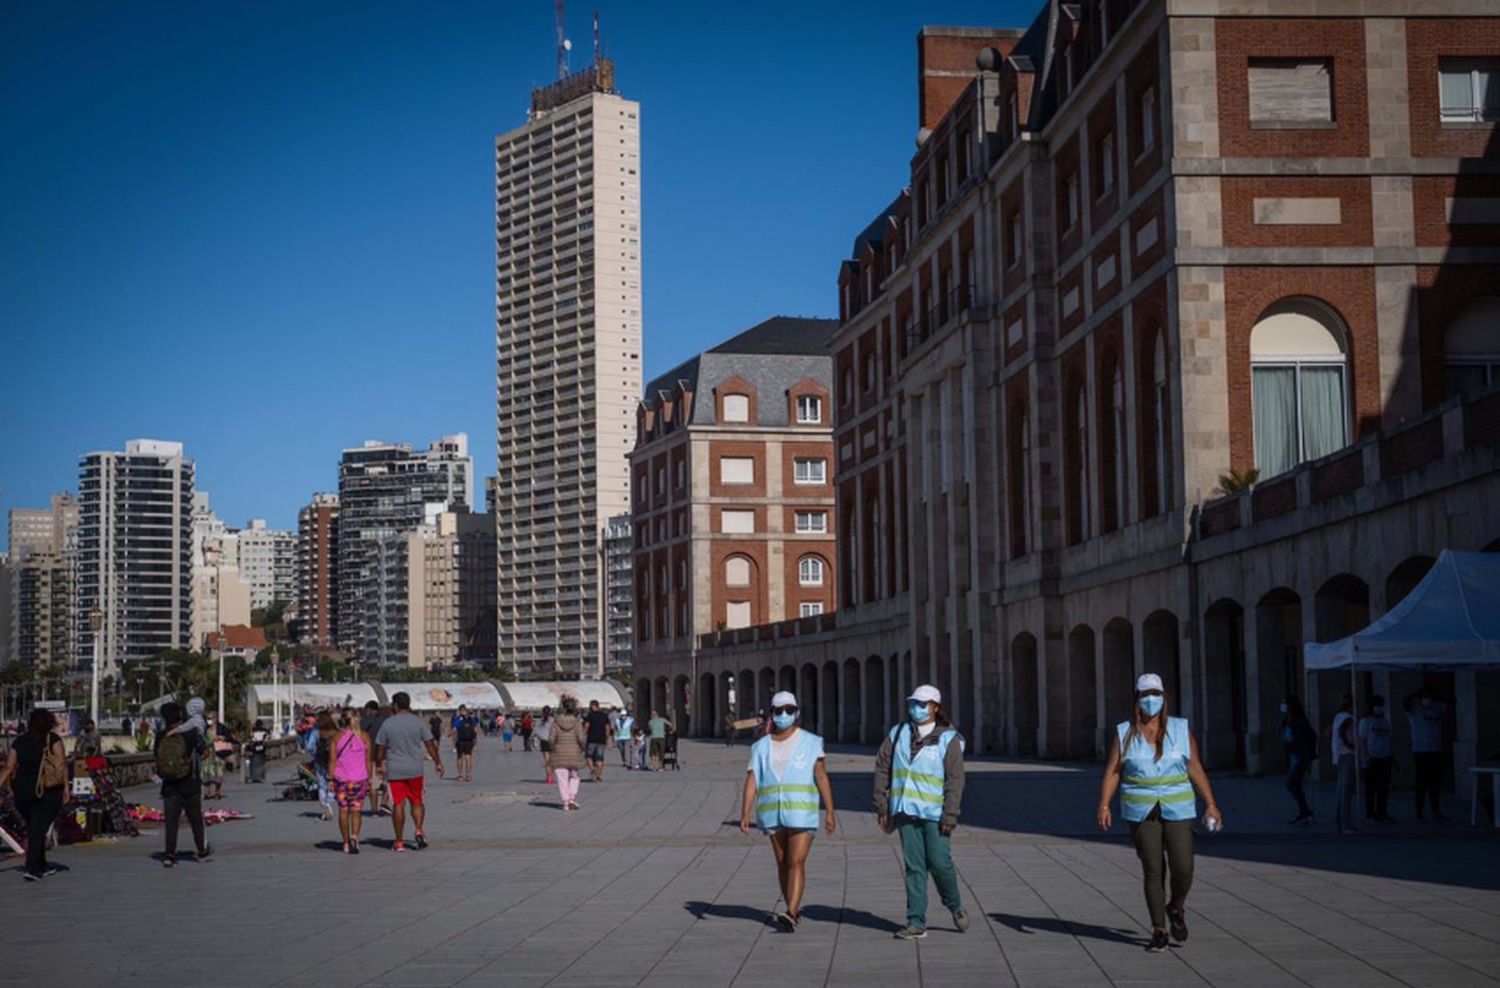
top-left (271, 761), bottom-right (320, 802)
top-left (662, 731), bottom-right (681, 771)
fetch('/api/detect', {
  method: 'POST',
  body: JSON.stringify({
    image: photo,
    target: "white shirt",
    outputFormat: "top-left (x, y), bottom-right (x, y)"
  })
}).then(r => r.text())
top-left (1331, 711), bottom-right (1355, 759)
top-left (1408, 700), bottom-right (1447, 753)
top-left (748, 727), bottom-right (801, 779)
top-left (915, 720), bottom-right (937, 739)
top-left (1358, 714), bottom-right (1392, 760)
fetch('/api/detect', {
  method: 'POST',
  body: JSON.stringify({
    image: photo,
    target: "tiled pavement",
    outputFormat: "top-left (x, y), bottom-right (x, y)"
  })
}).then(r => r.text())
top-left (3, 738), bottom-right (1497, 987)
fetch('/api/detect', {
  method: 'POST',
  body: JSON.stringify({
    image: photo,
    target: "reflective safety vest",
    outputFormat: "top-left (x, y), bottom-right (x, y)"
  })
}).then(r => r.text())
top-left (889, 723), bottom-right (959, 821)
top-left (617, 716), bottom-right (634, 740)
top-left (750, 728), bottom-right (824, 831)
top-left (1117, 716), bottom-right (1195, 822)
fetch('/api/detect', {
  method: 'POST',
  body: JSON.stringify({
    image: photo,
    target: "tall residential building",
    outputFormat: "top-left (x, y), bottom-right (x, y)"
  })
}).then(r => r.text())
top-left (336, 434), bottom-right (472, 661)
top-left (238, 519), bottom-right (296, 609)
top-left (296, 493), bottom-right (339, 646)
top-left (494, 54), bottom-right (642, 675)
top-left (381, 508), bottom-right (499, 669)
top-left (629, 317), bottom-right (839, 715)
top-left (189, 494), bottom-right (250, 650)
top-left (0, 554), bottom-right (13, 666)
top-left (78, 439), bottom-right (195, 671)
top-left (602, 514), bottom-right (633, 675)
top-left (6, 494), bottom-right (80, 667)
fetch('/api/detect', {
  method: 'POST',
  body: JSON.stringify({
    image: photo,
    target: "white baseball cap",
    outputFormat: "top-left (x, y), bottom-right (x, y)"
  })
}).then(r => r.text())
top-left (1136, 673), bottom-right (1164, 693)
top-left (908, 684), bottom-right (942, 704)
top-left (771, 691), bottom-right (798, 708)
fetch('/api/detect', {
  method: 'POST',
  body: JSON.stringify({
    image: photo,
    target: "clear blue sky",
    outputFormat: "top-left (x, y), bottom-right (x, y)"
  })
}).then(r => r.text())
top-left (0, 0), bottom-right (1028, 546)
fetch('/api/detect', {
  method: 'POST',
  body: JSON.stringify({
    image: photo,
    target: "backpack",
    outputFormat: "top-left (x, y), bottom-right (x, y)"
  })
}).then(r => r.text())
top-left (457, 717), bottom-right (476, 742)
top-left (37, 733), bottom-right (68, 795)
top-left (156, 732), bottom-right (193, 781)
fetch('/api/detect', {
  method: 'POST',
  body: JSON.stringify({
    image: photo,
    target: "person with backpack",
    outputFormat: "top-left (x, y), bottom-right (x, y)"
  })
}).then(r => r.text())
top-left (0, 708), bottom-right (71, 881)
top-left (451, 705), bottom-right (479, 783)
top-left (155, 701), bottom-right (211, 868)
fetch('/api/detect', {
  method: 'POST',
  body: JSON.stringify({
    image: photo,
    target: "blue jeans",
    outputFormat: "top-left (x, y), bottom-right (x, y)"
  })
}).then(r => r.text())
top-left (1286, 754), bottom-right (1311, 817)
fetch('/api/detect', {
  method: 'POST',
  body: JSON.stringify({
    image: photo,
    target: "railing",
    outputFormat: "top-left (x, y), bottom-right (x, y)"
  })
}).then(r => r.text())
top-left (906, 285), bottom-right (976, 350)
top-left (695, 611), bottom-right (837, 652)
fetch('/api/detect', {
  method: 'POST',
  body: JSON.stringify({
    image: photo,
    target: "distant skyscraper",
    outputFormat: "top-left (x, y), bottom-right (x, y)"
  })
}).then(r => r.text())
top-left (603, 514), bottom-right (633, 675)
top-left (336, 434), bottom-right (472, 661)
top-left (78, 439), bottom-right (195, 670)
top-left (6, 494), bottom-right (79, 668)
top-left (189, 493), bottom-right (250, 650)
top-left (494, 53), bottom-right (642, 675)
top-left (296, 493), bottom-right (339, 647)
top-left (238, 519), bottom-right (297, 610)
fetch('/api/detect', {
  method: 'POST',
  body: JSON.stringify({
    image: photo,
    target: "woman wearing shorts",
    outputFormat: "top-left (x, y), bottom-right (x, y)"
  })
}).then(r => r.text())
top-left (330, 708), bottom-right (373, 854)
top-left (739, 691), bottom-right (837, 932)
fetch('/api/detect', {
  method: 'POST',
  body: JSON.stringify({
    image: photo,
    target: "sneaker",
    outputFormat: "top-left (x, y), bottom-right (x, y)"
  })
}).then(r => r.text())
top-left (1147, 930), bottom-right (1170, 953)
top-left (162, 855), bottom-right (176, 868)
top-left (952, 908), bottom-right (970, 933)
top-left (773, 911), bottom-right (797, 933)
top-left (349, 839), bottom-right (360, 855)
top-left (197, 846), bottom-right (213, 862)
top-left (393, 840), bottom-right (406, 853)
top-left (41, 866), bottom-right (61, 877)
top-left (414, 833), bottom-right (428, 850)
top-left (1168, 909), bottom-right (1188, 942)
top-left (893, 925), bottom-right (927, 940)
top-left (22, 872), bottom-right (42, 882)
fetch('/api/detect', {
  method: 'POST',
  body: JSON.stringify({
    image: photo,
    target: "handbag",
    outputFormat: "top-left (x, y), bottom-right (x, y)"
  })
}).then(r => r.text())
top-left (37, 734), bottom-right (68, 796)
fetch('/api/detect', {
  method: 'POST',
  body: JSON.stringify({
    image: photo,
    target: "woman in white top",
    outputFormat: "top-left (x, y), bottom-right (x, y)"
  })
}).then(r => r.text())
top-left (1329, 693), bottom-right (1358, 835)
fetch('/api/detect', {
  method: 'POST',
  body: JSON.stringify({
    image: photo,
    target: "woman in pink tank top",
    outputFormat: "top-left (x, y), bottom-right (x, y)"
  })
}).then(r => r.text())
top-left (329, 709), bottom-right (373, 854)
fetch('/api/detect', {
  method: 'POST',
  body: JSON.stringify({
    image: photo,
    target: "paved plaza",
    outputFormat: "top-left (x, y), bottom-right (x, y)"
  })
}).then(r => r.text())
top-left (4, 738), bottom-right (1498, 987)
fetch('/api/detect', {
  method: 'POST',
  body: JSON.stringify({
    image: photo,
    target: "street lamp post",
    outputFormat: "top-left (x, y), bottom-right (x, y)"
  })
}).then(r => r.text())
top-left (216, 648), bottom-right (225, 727)
top-left (89, 610), bottom-right (104, 726)
top-left (271, 648), bottom-right (281, 739)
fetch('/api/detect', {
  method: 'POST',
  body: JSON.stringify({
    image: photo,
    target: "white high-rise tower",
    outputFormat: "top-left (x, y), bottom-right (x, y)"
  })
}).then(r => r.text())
top-left (494, 44), bottom-right (641, 675)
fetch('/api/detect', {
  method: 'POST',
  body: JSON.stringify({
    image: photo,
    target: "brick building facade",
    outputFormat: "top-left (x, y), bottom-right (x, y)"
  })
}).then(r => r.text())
top-left (652, 1), bottom-right (1500, 790)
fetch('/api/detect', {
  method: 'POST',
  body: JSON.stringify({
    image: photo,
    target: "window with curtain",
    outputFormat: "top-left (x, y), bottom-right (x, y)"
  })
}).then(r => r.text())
top-left (1439, 59), bottom-right (1499, 123)
top-left (1444, 297), bottom-right (1500, 398)
top-left (1250, 301), bottom-right (1350, 478)
top-left (798, 556), bottom-right (825, 586)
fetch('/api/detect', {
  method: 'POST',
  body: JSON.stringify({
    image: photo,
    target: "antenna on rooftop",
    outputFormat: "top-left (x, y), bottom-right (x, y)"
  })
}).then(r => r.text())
top-left (593, 10), bottom-right (600, 64)
top-left (554, 0), bottom-right (568, 81)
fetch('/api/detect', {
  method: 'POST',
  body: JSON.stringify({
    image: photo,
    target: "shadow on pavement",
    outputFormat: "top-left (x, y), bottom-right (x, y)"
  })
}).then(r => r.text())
top-left (801, 903), bottom-right (902, 932)
top-left (991, 913), bottom-right (1147, 946)
top-left (685, 900), bottom-right (770, 924)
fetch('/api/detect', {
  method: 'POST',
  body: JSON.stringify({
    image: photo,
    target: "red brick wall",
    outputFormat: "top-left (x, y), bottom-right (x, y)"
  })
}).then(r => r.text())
top-left (1215, 19), bottom-right (1369, 158)
top-left (710, 541), bottom-right (769, 630)
top-left (1413, 175), bottom-right (1500, 248)
top-left (781, 440), bottom-right (834, 497)
top-left (1088, 92), bottom-right (1121, 232)
top-left (1220, 176), bottom-right (1374, 247)
top-left (1414, 264), bottom-right (1500, 408)
top-left (1053, 134), bottom-right (1083, 257)
top-left (1130, 191), bottom-right (1166, 273)
top-left (919, 32), bottom-right (1019, 131)
top-left (1092, 236), bottom-right (1122, 309)
top-left (1126, 35), bottom-right (1163, 195)
top-left (709, 440), bottom-right (766, 498)
top-left (783, 542), bottom-right (836, 620)
top-left (1405, 19), bottom-right (1500, 159)
top-left (1223, 267), bottom-right (1380, 473)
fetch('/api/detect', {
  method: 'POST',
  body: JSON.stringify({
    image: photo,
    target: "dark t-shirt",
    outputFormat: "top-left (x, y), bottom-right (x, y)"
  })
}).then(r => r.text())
top-left (12, 733), bottom-right (62, 796)
top-left (584, 711), bottom-right (610, 745)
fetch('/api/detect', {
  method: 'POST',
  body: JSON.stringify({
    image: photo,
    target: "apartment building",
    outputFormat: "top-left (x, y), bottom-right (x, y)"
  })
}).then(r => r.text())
top-left (603, 513), bottom-right (634, 674)
top-left (494, 55), bottom-right (642, 675)
top-left (650, 2), bottom-right (1500, 793)
top-left (6, 494), bottom-right (79, 668)
top-left (629, 317), bottom-right (839, 720)
top-left (78, 439), bottom-right (195, 670)
top-left (336, 435), bottom-right (472, 661)
top-left (238, 519), bottom-right (296, 610)
top-left (296, 493), bottom-right (339, 647)
top-left (189, 493), bottom-right (251, 650)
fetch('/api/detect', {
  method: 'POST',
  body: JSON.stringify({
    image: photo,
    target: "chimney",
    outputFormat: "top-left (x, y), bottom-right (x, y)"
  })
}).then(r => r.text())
top-left (917, 26), bottom-right (1024, 133)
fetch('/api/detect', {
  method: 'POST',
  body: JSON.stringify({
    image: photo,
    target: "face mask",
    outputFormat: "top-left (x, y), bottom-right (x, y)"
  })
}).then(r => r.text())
top-left (1279, 703), bottom-right (1288, 714)
top-left (908, 702), bottom-right (932, 723)
top-left (772, 712), bottom-right (796, 731)
top-left (1138, 695), bottom-right (1165, 717)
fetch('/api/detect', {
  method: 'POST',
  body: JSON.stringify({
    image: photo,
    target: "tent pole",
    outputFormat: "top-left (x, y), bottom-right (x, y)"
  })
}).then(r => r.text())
top-left (1352, 652), bottom-right (1363, 831)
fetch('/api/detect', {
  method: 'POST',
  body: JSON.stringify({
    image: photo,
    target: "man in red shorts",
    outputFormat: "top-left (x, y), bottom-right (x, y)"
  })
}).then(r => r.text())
top-left (373, 691), bottom-right (443, 852)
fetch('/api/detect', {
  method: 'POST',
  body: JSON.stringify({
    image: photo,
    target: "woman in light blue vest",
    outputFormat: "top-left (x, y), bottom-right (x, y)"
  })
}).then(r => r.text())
top-left (738, 691), bottom-right (838, 932)
top-left (873, 684), bottom-right (968, 940)
top-left (1097, 673), bottom-right (1224, 954)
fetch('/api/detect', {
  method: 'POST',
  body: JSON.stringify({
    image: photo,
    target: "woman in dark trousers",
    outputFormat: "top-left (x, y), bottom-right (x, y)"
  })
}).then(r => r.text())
top-left (0, 708), bottom-right (71, 881)
top-left (0, 710), bottom-right (70, 881)
top-left (1280, 694), bottom-right (1318, 825)
top-left (155, 701), bottom-right (212, 868)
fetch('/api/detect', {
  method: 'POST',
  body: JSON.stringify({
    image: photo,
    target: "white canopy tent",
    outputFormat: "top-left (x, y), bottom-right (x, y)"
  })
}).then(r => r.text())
top-left (1305, 550), bottom-right (1500, 672)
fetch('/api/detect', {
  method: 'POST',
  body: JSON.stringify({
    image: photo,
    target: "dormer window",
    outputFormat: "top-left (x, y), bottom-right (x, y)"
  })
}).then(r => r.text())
top-left (722, 394), bottom-right (750, 423)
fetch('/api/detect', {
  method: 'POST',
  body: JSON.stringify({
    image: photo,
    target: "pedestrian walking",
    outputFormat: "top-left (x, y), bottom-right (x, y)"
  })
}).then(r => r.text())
top-left (873, 685), bottom-right (968, 940)
top-left (1404, 686), bottom-right (1448, 821)
top-left (374, 692), bottom-right (443, 852)
top-left (1358, 694), bottom-right (1395, 824)
top-left (155, 701), bottom-right (212, 868)
top-left (583, 700), bottom-right (612, 782)
top-left (632, 723), bottom-right (649, 770)
top-left (500, 713), bottom-right (515, 752)
top-left (739, 691), bottom-right (836, 932)
top-left (361, 703), bottom-right (391, 815)
top-left (536, 706), bottom-right (555, 784)
top-left (647, 709), bottom-right (673, 771)
top-left (614, 708), bottom-right (635, 768)
top-left (549, 696), bottom-right (587, 810)
top-left (1096, 674), bottom-right (1222, 953)
top-left (0, 708), bottom-right (71, 881)
top-left (519, 711), bottom-right (534, 752)
top-left (313, 711), bottom-right (340, 822)
top-left (451, 705), bottom-right (479, 782)
top-left (247, 720), bottom-right (269, 783)
top-left (428, 713), bottom-right (443, 746)
top-left (330, 708), bottom-right (373, 854)
top-left (1330, 693), bottom-right (1358, 834)
top-left (1280, 694), bottom-right (1317, 825)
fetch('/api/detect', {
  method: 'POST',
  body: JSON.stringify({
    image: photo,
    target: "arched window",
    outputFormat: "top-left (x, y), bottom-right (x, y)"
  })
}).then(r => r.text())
top-left (722, 393), bottom-right (750, 423)
top-left (1251, 300), bottom-right (1349, 478)
top-left (1445, 297), bottom-right (1500, 398)
top-left (798, 556), bottom-right (825, 587)
top-left (1151, 333), bottom-right (1171, 516)
top-left (724, 556), bottom-right (751, 587)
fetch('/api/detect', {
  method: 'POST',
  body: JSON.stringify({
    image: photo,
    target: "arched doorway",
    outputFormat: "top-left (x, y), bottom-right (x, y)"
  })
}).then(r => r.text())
top-left (1011, 633), bottom-right (1039, 757)
top-left (698, 672), bottom-right (718, 738)
top-left (1064, 625), bottom-right (1098, 759)
top-left (672, 675), bottom-right (691, 734)
top-left (1102, 618), bottom-right (1134, 731)
top-left (1254, 587), bottom-right (1302, 771)
top-left (864, 655), bottom-right (886, 743)
top-left (1142, 610), bottom-right (1181, 705)
top-left (633, 679), bottom-right (651, 721)
top-left (842, 658), bottom-right (861, 743)
top-left (1203, 598), bottom-right (1248, 770)
top-left (800, 664), bottom-right (819, 727)
top-left (821, 661), bottom-right (840, 739)
top-left (1385, 556), bottom-right (1436, 611)
top-left (1314, 574), bottom-right (1371, 770)
top-left (779, 664), bottom-right (796, 698)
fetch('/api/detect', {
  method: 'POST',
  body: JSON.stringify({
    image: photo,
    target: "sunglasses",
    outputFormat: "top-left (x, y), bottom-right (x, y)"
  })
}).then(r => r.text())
top-left (772, 705), bottom-right (798, 715)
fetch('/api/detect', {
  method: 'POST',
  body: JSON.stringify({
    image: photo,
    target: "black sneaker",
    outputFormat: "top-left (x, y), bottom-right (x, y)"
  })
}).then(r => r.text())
top-left (22, 872), bottom-right (42, 882)
top-left (1168, 909), bottom-right (1188, 942)
top-left (196, 846), bottom-right (213, 862)
top-left (1147, 930), bottom-right (1170, 953)
top-left (893, 925), bottom-right (927, 940)
top-left (41, 866), bottom-right (61, 877)
top-left (773, 911), bottom-right (797, 933)
top-left (162, 855), bottom-right (176, 869)
top-left (414, 833), bottom-right (428, 850)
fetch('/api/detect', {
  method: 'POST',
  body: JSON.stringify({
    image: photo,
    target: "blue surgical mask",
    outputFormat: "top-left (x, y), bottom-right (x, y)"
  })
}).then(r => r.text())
top-left (772, 712), bottom-right (796, 731)
top-left (908, 701), bottom-right (932, 723)
top-left (1138, 695), bottom-right (1165, 717)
